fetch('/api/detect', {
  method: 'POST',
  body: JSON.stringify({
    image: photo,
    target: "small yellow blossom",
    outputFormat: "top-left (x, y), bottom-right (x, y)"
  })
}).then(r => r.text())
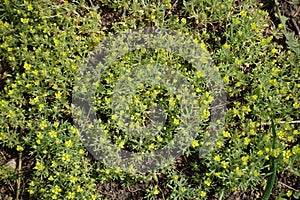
top-left (70, 176), bottom-right (78, 183)
top-left (191, 140), bottom-right (199, 148)
top-left (240, 10), bottom-right (247, 17)
top-left (49, 130), bottom-right (57, 138)
top-left (153, 186), bottom-right (159, 195)
top-left (221, 161), bottom-right (229, 168)
top-left (214, 155), bottom-right (221, 162)
top-left (16, 145), bottom-right (24, 151)
top-left (200, 191), bottom-right (206, 197)
top-left (48, 176), bottom-right (54, 181)
top-left (55, 91), bottom-right (62, 99)
top-left (204, 178), bottom-right (211, 186)
top-left (65, 140), bottom-right (72, 147)
top-left (241, 156), bottom-right (249, 166)
top-left (21, 18), bottom-right (29, 24)
top-left (174, 118), bottom-right (180, 125)
top-left (35, 161), bottom-right (45, 171)
top-left (286, 190), bottom-right (293, 197)
top-left (67, 192), bottom-right (75, 199)
top-left (235, 167), bottom-right (244, 176)
top-left (201, 109), bottom-right (210, 119)
top-left (244, 137), bottom-right (251, 145)
top-left (118, 141), bottom-right (125, 148)
top-left (149, 143), bottom-right (155, 149)
top-left (62, 153), bottom-right (71, 162)
top-left (223, 130), bottom-right (231, 137)
top-left (29, 181), bottom-right (35, 187)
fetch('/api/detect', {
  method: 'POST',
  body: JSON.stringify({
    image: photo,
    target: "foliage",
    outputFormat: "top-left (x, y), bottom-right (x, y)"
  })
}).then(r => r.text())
top-left (0, 0), bottom-right (299, 199)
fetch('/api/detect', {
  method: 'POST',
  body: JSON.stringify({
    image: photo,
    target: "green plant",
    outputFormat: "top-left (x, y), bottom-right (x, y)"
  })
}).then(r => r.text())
top-left (0, 0), bottom-right (299, 199)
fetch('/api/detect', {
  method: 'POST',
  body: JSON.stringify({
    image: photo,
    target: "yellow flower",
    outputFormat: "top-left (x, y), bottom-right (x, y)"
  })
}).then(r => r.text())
top-left (173, 118), bottom-right (180, 125)
top-left (204, 178), bottom-right (211, 186)
top-left (173, 175), bottom-right (179, 181)
top-left (48, 175), bottom-right (54, 181)
top-left (77, 185), bottom-right (83, 193)
top-left (49, 130), bottom-right (57, 138)
top-left (196, 87), bottom-right (202, 93)
top-left (70, 176), bottom-right (78, 183)
top-left (223, 43), bottom-right (230, 49)
top-left (39, 104), bottom-right (45, 111)
top-left (21, 18), bottom-right (29, 24)
top-left (200, 191), bottom-right (206, 197)
top-left (55, 91), bottom-right (62, 99)
top-left (213, 171), bottom-right (220, 177)
top-left (67, 192), bottom-right (75, 199)
top-left (35, 161), bottom-right (45, 171)
top-left (52, 185), bottom-right (62, 195)
top-left (65, 140), bottom-right (72, 147)
top-left (24, 62), bottom-right (31, 71)
top-left (234, 58), bottom-right (243, 65)
top-left (286, 190), bottom-right (293, 197)
top-left (242, 106), bottom-right (251, 112)
top-left (51, 161), bottom-right (56, 168)
top-left (201, 109), bottom-right (210, 119)
top-left (278, 131), bottom-right (285, 139)
top-left (241, 156), bottom-right (249, 166)
top-left (27, 4), bottom-right (33, 11)
top-left (217, 141), bottom-right (224, 147)
top-left (29, 181), bottom-right (35, 187)
top-left (149, 143), bottom-right (155, 149)
top-left (153, 186), bottom-right (159, 195)
top-left (235, 167), bottom-right (244, 176)
top-left (40, 120), bottom-right (47, 129)
top-left (244, 137), bottom-right (251, 145)
top-left (169, 98), bottom-right (176, 106)
top-left (221, 161), bottom-right (229, 168)
top-left (157, 136), bottom-right (163, 142)
top-left (105, 97), bottom-right (110, 105)
top-left (223, 75), bottom-right (230, 84)
top-left (62, 153), bottom-right (71, 162)
top-left (79, 149), bottom-right (85, 154)
top-left (240, 10), bottom-right (247, 17)
top-left (118, 141), bottom-right (125, 148)
top-left (223, 130), bottom-right (231, 137)
top-left (191, 140), bottom-right (199, 148)
top-left (115, 167), bottom-right (122, 174)
top-left (251, 22), bottom-right (257, 30)
top-left (111, 114), bottom-right (118, 120)
top-left (181, 18), bottom-right (186, 24)
top-left (196, 71), bottom-right (203, 78)
top-left (283, 150), bottom-right (292, 163)
top-left (16, 145), bottom-right (24, 151)
top-left (214, 155), bottom-right (221, 162)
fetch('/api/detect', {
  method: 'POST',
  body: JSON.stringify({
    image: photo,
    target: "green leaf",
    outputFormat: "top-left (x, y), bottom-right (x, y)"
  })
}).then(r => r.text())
top-left (261, 119), bottom-right (277, 200)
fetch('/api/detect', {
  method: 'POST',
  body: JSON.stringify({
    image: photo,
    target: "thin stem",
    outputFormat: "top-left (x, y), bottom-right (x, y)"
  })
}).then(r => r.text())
top-left (15, 152), bottom-right (22, 200)
top-left (278, 181), bottom-right (298, 191)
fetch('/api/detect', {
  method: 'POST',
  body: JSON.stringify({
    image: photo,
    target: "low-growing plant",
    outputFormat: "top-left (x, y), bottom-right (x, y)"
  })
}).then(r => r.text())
top-left (0, 0), bottom-right (299, 199)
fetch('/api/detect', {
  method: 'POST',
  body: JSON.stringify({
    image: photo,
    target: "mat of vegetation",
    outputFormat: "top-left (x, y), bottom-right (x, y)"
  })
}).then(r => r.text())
top-left (0, 0), bottom-right (299, 199)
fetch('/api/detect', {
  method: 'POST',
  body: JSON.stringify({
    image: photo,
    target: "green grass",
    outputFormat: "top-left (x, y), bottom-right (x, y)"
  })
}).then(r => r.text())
top-left (0, 0), bottom-right (299, 199)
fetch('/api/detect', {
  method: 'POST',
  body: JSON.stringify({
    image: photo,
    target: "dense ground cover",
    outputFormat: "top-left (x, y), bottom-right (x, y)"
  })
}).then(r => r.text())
top-left (0, 0), bottom-right (299, 199)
